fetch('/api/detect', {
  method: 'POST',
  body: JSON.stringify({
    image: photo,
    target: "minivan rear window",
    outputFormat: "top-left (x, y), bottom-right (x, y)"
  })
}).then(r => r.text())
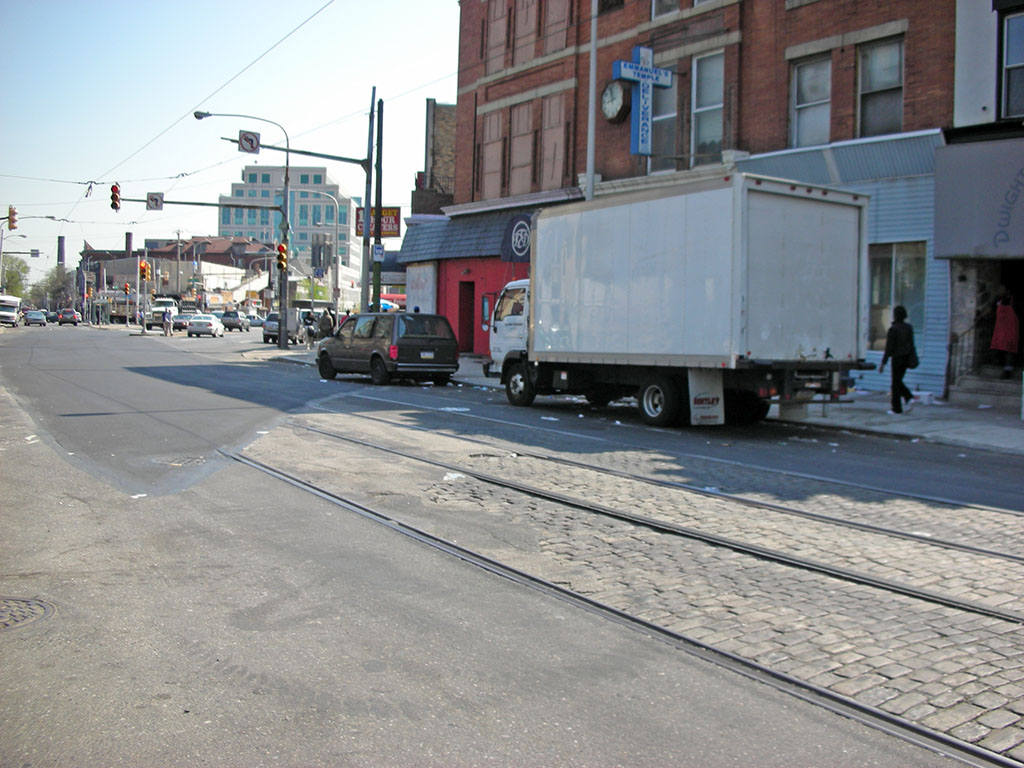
top-left (397, 315), bottom-right (454, 339)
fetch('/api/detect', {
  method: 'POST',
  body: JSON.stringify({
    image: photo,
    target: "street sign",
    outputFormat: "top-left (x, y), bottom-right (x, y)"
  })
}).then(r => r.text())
top-left (372, 244), bottom-right (385, 262)
top-left (146, 192), bottom-right (164, 211)
top-left (238, 130), bottom-right (260, 154)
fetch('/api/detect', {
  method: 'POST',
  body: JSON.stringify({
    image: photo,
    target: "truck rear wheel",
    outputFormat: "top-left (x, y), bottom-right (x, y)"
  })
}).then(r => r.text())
top-left (506, 361), bottom-right (536, 406)
top-left (638, 376), bottom-right (681, 426)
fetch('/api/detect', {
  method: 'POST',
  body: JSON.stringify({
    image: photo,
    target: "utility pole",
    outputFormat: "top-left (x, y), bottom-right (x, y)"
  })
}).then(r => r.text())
top-left (361, 88), bottom-right (376, 312)
top-left (372, 99), bottom-right (384, 312)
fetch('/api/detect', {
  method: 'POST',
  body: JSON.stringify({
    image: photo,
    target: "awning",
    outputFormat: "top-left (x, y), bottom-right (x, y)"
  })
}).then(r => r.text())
top-left (398, 209), bottom-right (536, 265)
top-left (934, 138), bottom-right (1024, 259)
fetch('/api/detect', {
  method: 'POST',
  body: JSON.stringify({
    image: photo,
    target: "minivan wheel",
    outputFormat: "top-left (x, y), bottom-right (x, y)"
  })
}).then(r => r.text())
top-left (370, 357), bottom-right (391, 385)
top-left (638, 375), bottom-right (681, 426)
top-left (317, 353), bottom-right (337, 380)
top-left (505, 361), bottom-right (536, 406)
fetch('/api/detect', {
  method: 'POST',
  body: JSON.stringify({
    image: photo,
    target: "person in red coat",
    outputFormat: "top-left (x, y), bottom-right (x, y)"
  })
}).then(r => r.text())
top-left (990, 286), bottom-right (1019, 380)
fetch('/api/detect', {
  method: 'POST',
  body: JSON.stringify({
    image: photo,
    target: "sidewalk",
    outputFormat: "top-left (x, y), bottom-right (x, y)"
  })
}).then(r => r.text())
top-left (250, 347), bottom-right (1024, 457)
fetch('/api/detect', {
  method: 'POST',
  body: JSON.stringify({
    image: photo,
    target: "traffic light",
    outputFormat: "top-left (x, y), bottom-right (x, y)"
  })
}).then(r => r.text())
top-left (110, 184), bottom-right (121, 212)
top-left (7, 205), bottom-right (16, 230)
top-left (147, 263), bottom-right (153, 281)
top-left (139, 260), bottom-right (148, 280)
top-left (123, 282), bottom-right (130, 295)
top-left (276, 242), bottom-right (288, 271)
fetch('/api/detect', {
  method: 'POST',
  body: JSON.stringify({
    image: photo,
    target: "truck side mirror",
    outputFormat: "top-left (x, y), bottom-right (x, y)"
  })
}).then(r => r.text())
top-left (481, 295), bottom-right (491, 332)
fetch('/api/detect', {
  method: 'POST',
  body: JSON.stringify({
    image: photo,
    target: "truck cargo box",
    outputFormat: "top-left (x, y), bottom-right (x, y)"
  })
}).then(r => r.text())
top-left (530, 173), bottom-right (868, 368)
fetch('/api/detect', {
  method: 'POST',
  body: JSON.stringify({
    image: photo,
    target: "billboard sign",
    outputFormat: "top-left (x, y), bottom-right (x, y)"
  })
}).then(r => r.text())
top-left (356, 207), bottom-right (402, 238)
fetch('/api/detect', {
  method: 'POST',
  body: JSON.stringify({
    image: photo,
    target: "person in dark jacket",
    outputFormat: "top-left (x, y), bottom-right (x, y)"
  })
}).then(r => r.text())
top-left (878, 305), bottom-right (915, 414)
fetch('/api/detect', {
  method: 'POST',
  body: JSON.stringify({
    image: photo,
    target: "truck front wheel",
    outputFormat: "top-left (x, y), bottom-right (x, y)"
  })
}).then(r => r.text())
top-left (638, 376), bottom-right (681, 426)
top-left (506, 361), bottom-right (536, 406)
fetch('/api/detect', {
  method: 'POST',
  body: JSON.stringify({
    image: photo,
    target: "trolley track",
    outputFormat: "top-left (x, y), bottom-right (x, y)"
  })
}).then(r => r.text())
top-left (310, 401), bottom-right (1024, 564)
top-left (298, 422), bottom-right (1024, 624)
top-left (223, 445), bottom-right (1024, 768)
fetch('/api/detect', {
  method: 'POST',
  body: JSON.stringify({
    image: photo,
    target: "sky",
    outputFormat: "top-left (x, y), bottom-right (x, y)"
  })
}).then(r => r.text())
top-left (0, 0), bottom-right (462, 284)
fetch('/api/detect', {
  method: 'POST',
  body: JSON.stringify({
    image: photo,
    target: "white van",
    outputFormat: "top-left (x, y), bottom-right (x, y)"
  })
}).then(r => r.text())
top-left (0, 294), bottom-right (22, 327)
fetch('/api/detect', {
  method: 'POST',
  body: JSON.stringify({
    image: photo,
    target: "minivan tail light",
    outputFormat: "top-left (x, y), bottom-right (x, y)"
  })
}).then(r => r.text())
top-left (389, 344), bottom-right (398, 361)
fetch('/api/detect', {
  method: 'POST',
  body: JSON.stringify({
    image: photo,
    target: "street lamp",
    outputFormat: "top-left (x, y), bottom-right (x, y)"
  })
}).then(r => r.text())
top-left (194, 110), bottom-right (292, 350)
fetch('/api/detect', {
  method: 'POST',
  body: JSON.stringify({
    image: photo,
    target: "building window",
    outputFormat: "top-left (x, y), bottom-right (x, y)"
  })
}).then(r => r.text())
top-left (313, 174), bottom-right (323, 184)
top-left (234, 209), bottom-right (243, 225)
top-left (791, 57), bottom-right (831, 148)
top-left (482, 111), bottom-right (505, 200)
top-left (299, 205), bottom-right (308, 226)
top-left (247, 173), bottom-right (257, 183)
top-left (541, 92), bottom-right (566, 190)
top-left (261, 173), bottom-right (270, 184)
top-left (599, 0), bottom-right (624, 11)
top-left (312, 206), bottom-right (322, 226)
top-left (1004, 12), bottom-right (1024, 117)
top-left (325, 206), bottom-right (335, 224)
top-left (248, 189), bottom-right (258, 197)
top-left (261, 190), bottom-right (270, 198)
top-left (544, 0), bottom-right (569, 54)
top-left (514, 0), bottom-right (538, 67)
top-left (691, 51), bottom-right (723, 166)
top-left (868, 242), bottom-right (925, 351)
top-left (509, 102), bottom-right (534, 196)
top-left (247, 207), bottom-right (256, 224)
top-left (221, 208), bottom-right (231, 225)
top-left (653, 0), bottom-right (675, 17)
top-left (649, 77), bottom-right (678, 174)
top-left (300, 174), bottom-right (309, 184)
top-left (485, 0), bottom-right (507, 75)
top-left (859, 38), bottom-right (903, 137)
top-left (260, 209), bottom-right (269, 225)
top-left (234, 189), bottom-right (244, 197)
top-left (300, 191), bottom-right (309, 198)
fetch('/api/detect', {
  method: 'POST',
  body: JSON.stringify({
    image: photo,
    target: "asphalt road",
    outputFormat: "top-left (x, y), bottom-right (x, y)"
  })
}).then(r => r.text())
top-left (0, 325), bottom-right (991, 766)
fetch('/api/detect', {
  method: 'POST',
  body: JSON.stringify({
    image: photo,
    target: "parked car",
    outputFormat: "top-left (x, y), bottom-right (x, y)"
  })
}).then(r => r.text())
top-left (316, 312), bottom-right (458, 385)
top-left (221, 310), bottom-right (251, 332)
top-left (247, 313), bottom-right (265, 327)
top-left (57, 308), bottom-right (82, 326)
top-left (187, 314), bottom-right (225, 338)
top-left (172, 313), bottom-right (194, 332)
top-left (24, 310), bottom-right (47, 326)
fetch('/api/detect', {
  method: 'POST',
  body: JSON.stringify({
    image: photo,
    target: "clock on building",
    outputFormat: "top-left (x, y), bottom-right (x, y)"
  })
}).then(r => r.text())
top-left (601, 80), bottom-right (630, 123)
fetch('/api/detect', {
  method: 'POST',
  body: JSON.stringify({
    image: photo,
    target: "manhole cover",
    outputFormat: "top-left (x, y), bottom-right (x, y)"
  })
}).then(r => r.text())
top-left (152, 456), bottom-right (206, 467)
top-left (0, 597), bottom-right (55, 631)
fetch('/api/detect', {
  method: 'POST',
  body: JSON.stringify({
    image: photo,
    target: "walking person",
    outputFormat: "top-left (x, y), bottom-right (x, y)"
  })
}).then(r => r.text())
top-left (878, 305), bottom-right (915, 415)
top-left (162, 307), bottom-right (173, 337)
top-left (990, 285), bottom-right (1019, 380)
top-left (318, 308), bottom-right (334, 341)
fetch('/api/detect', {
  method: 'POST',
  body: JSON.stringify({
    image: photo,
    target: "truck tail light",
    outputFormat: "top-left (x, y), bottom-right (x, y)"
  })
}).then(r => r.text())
top-left (389, 344), bottom-right (398, 361)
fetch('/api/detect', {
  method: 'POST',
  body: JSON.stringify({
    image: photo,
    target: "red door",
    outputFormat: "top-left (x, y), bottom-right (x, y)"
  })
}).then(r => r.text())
top-left (458, 281), bottom-right (475, 353)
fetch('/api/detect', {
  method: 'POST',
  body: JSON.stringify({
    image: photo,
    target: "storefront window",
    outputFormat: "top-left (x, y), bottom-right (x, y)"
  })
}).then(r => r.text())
top-left (868, 242), bottom-right (925, 350)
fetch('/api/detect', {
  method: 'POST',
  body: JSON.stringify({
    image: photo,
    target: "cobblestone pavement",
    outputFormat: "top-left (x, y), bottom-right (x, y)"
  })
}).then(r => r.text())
top-left (245, 412), bottom-right (1024, 763)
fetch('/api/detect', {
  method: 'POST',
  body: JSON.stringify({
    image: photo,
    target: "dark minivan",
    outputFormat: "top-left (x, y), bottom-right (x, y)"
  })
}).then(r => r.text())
top-left (316, 312), bottom-right (458, 385)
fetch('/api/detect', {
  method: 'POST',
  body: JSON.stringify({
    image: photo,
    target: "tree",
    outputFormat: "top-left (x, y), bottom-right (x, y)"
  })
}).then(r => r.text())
top-left (0, 256), bottom-right (29, 297)
top-left (29, 265), bottom-right (74, 310)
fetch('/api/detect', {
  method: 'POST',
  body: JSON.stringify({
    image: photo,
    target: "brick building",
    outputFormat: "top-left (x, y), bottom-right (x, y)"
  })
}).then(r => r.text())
top-left (400, 1), bottom-right (1023, 397)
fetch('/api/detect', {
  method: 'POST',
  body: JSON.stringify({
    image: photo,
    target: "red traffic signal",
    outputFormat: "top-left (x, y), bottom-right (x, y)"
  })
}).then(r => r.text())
top-left (7, 205), bottom-right (17, 230)
top-left (276, 242), bottom-right (288, 271)
top-left (123, 282), bottom-right (130, 294)
top-left (110, 184), bottom-right (121, 212)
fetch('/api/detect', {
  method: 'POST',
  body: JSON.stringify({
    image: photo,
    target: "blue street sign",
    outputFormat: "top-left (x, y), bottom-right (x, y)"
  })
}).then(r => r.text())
top-left (613, 46), bottom-right (673, 156)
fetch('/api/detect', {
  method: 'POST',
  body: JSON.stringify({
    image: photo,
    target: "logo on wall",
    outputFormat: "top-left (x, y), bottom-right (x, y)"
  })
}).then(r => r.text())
top-left (501, 213), bottom-right (533, 262)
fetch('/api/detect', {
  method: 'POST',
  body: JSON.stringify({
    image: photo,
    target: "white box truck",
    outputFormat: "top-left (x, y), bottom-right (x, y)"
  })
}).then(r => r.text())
top-left (488, 172), bottom-right (870, 426)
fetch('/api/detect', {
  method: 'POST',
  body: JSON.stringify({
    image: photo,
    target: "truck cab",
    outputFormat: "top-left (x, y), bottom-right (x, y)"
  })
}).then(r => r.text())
top-left (488, 279), bottom-right (529, 376)
top-left (146, 298), bottom-right (179, 330)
